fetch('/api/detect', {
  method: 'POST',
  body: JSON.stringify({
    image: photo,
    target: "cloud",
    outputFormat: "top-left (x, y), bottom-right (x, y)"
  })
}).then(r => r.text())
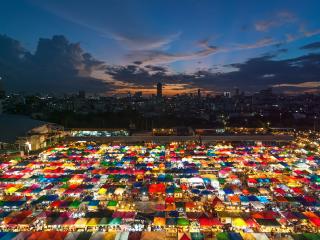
top-left (273, 81), bottom-right (320, 88)
top-left (105, 64), bottom-right (192, 88)
top-left (255, 21), bottom-right (275, 32)
top-left (206, 53), bottom-right (320, 92)
top-left (234, 37), bottom-right (278, 50)
top-left (126, 40), bottom-right (218, 65)
top-left (262, 74), bottom-right (276, 78)
top-left (0, 34), bottom-right (26, 62)
top-left (300, 41), bottom-right (320, 50)
top-left (2, 34), bottom-right (320, 96)
top-left (299, 25), bottom-right (320, 37)
top-left (255, 11), bottom-right (296, 32)
top-left (105, 52), bottom-right (320, 95)
top-left (284, 27), bottom-right (320, 44)
top-left (252, 11), bottom-right (320, 45)
top-left (33, 0), bottom-right (182, 52)
top-left (276, 48), bottom-right (288, 53)
top-left (104, 64), bottom-right (203, 95)
top-left (0, 34), bottom-right (110, 93)
top-left (124, 35), bottom-right (294, 65)
top-left (110, 32), bottom-right (181, 51)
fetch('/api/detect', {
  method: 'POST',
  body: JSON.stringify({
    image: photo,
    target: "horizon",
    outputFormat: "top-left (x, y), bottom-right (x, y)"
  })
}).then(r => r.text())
top-left (1, 0), bottom-right (320, 95)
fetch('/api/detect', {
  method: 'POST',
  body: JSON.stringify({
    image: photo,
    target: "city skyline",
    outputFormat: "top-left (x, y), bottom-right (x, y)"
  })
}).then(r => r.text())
top-left (1, 2), bottom-right (320, 238)
top-left (1, 0), bottom-right (320, 95)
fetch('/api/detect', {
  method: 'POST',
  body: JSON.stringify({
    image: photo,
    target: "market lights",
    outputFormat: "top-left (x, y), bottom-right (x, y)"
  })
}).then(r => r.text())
top-left (0, 138), bottom-right (319, 239)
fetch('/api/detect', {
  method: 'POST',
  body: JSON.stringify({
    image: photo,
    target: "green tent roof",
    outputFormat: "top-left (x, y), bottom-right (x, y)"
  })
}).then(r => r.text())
top-left (70, 200), bottom-right (81, 208)
top-left (177, 217), bottom-right (189, 226)
top-left (108, 217), bottom-right (122, 225)
top-left (107, 200), bottom-right (117, 207)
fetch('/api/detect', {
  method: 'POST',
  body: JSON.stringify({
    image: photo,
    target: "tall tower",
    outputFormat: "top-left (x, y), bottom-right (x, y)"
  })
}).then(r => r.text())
top-left (78, 90), bottom-right (86, 99)
top-left (234, 87), bottom-right (240, 96)
top-left (197, 89), bottom-right (201, 98)
top-left (157, 82), bottom-right (163, 98)
top-left (0, 76), bottom-right (5, 99)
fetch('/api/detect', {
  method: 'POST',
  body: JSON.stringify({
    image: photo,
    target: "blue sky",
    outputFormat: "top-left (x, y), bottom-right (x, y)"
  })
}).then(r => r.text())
top-left (1, 0), bottom-right (320, 95)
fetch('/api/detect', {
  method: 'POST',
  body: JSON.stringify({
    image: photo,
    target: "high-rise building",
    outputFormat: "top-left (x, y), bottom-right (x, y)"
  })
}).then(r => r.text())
top-left (78, 90), bottom-right (86, 99)
top-left (134, 91), bottom-right (142, 98)
top-left (234, 87), bottom-right (240, 96)
top-left (0, 100), bottom-right (3, 114)
top-left (259, 87), bottom-right (273, 97)
top-left (0, 77), bottom-right (5, 99)
top-left (197, 89), bottom-right (201, 98)
top-left (223, 91), bottom-right (231, 98)
top-left (157, 82), bottom-right (163, 97)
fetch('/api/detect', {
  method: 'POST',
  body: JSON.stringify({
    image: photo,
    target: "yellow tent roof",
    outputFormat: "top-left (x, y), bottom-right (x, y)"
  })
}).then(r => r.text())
top-left (154, 217), bottom-right (165, 226)
top-left (75, 218), bottom-right (88, 227)
top-left (240, 233), bottom-right (255, 240)
top-left (98, 188), bottom-right (107, 195)
top-left (6, 187), bottom-right (18, 194)
top-left (201, 174), bottom-right (216, 179)
top-left (232, 218), bottom-right (247, 227)
top-left (86, 218), bottom-right (99, 227)
top-left (103, 232), bottom-right (117, 240)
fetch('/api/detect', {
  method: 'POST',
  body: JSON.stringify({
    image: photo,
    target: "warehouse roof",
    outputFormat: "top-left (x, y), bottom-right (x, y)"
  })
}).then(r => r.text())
top-left (0, 114), bottom-right (48, 143)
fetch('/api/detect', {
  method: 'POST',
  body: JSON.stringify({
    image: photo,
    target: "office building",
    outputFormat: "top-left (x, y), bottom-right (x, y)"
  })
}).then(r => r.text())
top-left (157, 82), bottom-right (163, 97)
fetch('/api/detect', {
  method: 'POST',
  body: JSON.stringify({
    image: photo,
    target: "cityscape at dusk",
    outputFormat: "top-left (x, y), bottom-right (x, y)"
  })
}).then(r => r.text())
top-left (1, 0), bottom-right (320, 95)
top-left (0, 1), bottom-right (320, 240)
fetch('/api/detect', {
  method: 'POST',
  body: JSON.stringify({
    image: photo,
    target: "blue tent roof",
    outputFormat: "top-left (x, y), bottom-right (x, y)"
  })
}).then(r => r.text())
top-left (0, 232), bottom-right (18, 240)
top-left (228, 232), bottom-right (243, 240)
top-left (223, 188), bottom-right (234, 194)
top-left (257, 196), bottom-right (269, 203)
top-left (191, 189), bottom-right (200, 194)
top-left (240, 195), bottom-right (249, 202)
top-left (201, 190), bottom-right (212, 195)
top-left (168, 211), bottom-right (179, 217)
top-left (248, 195), bottom-right (259, 201)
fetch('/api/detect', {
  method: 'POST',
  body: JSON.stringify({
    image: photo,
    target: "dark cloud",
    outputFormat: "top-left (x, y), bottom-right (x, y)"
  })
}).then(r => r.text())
top-left (105, 64), bottom-right (197, 89)
top-left (126, 40), bottom-right (218, 65)
top-left (300, 41), bottom-right (320, 50)
top-left (1, 34), bottom-right (319, 95)
top-left (193, 53), bottom-right (320, 92)
top-left (144, 65), bottom-right (168, 72)
top-left (110, 32), bottom-right (181, 51)
top-left (0, 34), bottom-right (109, 93)
top-left (0, 35), bottom-right (26, 62)
top-left (276, 48), bottom-right (288, 53)
top-left (106, 53), bottom-right (320, 94)
top-left (133, 61), bottom-right (143, 65)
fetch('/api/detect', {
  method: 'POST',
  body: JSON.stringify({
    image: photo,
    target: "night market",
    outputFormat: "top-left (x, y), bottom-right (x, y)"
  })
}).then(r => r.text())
top-left (0, 134), bottom-right (319, 239)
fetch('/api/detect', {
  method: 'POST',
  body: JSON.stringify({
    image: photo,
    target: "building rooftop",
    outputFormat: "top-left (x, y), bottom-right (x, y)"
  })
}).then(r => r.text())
top-left (0, 114), bottom-right (48, 143)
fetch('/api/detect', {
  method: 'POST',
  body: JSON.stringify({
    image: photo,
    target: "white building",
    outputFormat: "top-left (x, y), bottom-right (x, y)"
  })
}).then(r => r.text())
top-left (0, 114), bottom-right (65, 151)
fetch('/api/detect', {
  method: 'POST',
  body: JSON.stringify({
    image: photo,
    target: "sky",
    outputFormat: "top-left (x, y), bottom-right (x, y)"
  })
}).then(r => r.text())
top-left (0, 0), bottom-right (320, 95)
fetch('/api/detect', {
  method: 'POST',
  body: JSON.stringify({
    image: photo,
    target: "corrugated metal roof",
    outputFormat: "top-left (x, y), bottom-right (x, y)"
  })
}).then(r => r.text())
top-left (0, 114), bottom-right (48, 143)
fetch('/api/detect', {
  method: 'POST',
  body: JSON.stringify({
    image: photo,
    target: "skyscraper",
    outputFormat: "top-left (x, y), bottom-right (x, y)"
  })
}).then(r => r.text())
top-left (234, 87), bottom-right (240, 96)
top-left (0, 77), bottom-right (5, 99)
top-left (78, 90), bottom-right (86, 99)
top-left (197, 89), bottom-right (201, 98)
top-left (157, 82), bottom-right (162, 98)
top-left (223, 91), bottom-right (231, 98)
